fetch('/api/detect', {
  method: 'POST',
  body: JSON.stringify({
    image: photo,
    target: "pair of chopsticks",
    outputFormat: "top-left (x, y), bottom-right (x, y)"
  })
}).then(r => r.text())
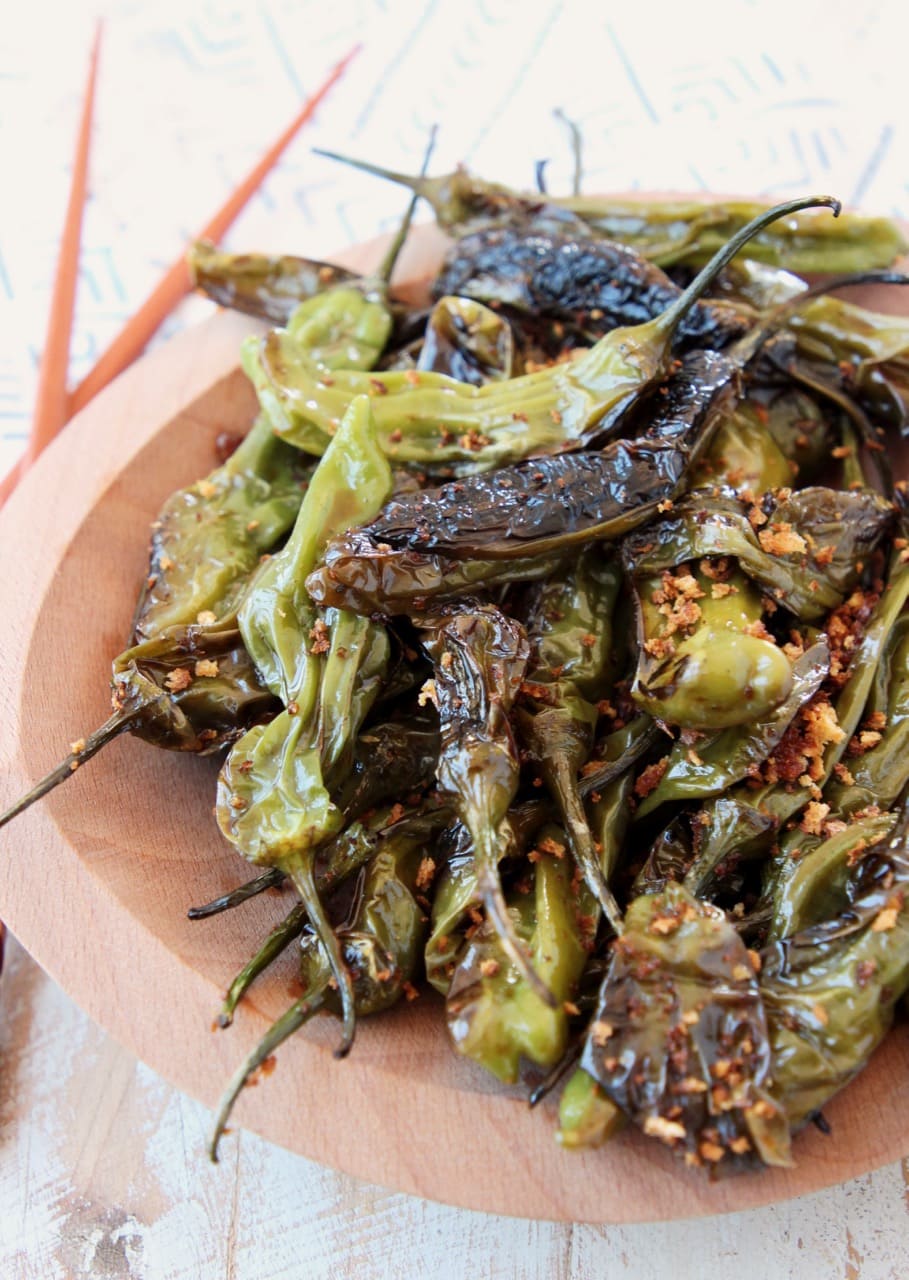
top-left (0, 26), bottom-right (360, 507)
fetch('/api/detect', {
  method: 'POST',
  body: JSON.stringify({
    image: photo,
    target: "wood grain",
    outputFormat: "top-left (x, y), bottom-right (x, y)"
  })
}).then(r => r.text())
top-left (1, 225), bottom-right (908, 1223)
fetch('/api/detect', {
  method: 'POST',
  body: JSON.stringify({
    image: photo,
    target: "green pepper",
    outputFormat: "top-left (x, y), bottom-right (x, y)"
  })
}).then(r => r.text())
top-left (770, 812), bottom-right (897, 941)
top-left (417, 295), bottom-right (518, 383)
top-left (445, 826), bottom-right (593, 1082)
top-left (131, 415), bottom-right (310, 644)
top-left (630, 558), bottom-right (794, 731)
top-left (210, 797), bottom-right (452, 1028)
top-left (245, 197), bottom-right (842, 474)
top-left (557, 1067), bottom-right (626, 1150)
top-left (761, 815), bottom-right (909, 1130)
top-left (316, 150), bottom-right (902, 272)
top-left (635, 641), bottom-right (829, 815)
top-left (693, 403), bottom-right (793, 493)
top-left (684, 550), bottom-right (909, 898)
top-left (0, 589), bottom-right (279, 830)
top-left (515, 551), bottom-right (624, 929)
top-left (420, 603), bottom-right (558, 1006)
top-left (216, 396), bottom-right (393, 1054)
top-left (580, 882), bottom-right (792, 1170)
top-left (623, 486), bottom-right (894, 626)
top-left (189, 239), bottom-right (357, 324)
top-left (209, 804), bottom-right (446, 1159)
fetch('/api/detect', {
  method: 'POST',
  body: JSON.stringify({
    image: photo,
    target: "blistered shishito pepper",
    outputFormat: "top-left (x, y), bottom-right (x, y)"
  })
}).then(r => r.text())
top-left (432, 224), bottom-right (752, 352)
top-left (247, 197), bottom-right (841, 473)
top-left (190, 132), bottom-right (431, 333)
top-left (209, 803), bottom-right (448, 1160)
top-left (445, 826), bottom-right (593, 1082)
top-left (580, 882), bottom-right (792, 1171)
top-left (623, 485), bottom-right (892, 732)
top-left (132, 416), bottom-right (311, 643)
top-left (189, 240), bottom-right (356, 324)
top-left (307, 253), bottom-right (892, 619)
top-left (216, 396), bottom-right (393, 1055)
top-left (0, 583), bottom-right (281, 829)
top-left (419, 603), bottom-right (556, 1006)
top-left (683, 550), bottom-right (909, 898)
top-left (212, 797), bottom-right (452, 1028)
top-left (515, 550), bottom-right (624, 929)
top-left (416, 295), bottom-right (518, 384)
top-left (635, 641), bottom-right (830, 816)
top-left (767, 607), bottom-right (909, 937)
top-left (315, 149), bottom-right (904, 271)
top-left (305, 348), bottom-right (736, 614)
top-left (761, 809), bottom-right (909, 1130)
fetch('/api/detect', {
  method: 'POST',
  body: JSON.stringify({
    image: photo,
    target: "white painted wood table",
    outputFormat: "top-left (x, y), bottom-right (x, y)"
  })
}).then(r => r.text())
top-left (0, 933), bottom-right (907, 1279)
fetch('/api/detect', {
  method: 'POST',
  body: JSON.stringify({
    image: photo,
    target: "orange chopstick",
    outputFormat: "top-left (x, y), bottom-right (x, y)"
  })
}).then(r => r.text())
top-left (22, 21), bottom-right (103, 471)
top-left (66, 42), bottom-right (360, 419)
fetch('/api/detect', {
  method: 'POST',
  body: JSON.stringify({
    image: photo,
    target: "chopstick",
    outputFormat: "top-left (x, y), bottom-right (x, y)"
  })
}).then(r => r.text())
top-left (66, 42), bottom-right (360, 419)
top-left (0, 22), bottom-right (104, 506)
top-left (0, 41), bottom-right (359, 511)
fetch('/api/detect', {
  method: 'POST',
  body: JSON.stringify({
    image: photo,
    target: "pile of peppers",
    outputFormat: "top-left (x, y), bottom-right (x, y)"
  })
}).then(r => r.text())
top-left (6, 146), bottom-right (909, 1181)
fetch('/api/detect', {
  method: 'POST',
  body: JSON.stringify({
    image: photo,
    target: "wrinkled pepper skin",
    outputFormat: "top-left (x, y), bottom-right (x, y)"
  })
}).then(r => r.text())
top-left (761, 824), bottom-right (909, 1130)
top-left (189, 239), bottom-right (356, 324)
top-left (132, 414), bottom-right (310, 643)
top-left (306, 349), bottom-right (736, 615)
top-left (629, 559), bottom-right (794, 732)
top-left (210, 806), bottom-right (448, 1158)
top-left (433, 224), bottom-right (752, 351)
top-left (581, 883), bottom-right (792, 1171)
top-left (684, 551), bottom-right (909, 899)
top-left (419, 603), bottom-right (558, 1003)
top-left (445, 831), bottom-right (592, 1082)
top-left (217, 396), bottom-right (393, 867)
top-left (417, 295), bottom-right (518, 383)
top-left (246, 198), bottom-right (839, 473)
top-left (515, 551), bottom-right (625, 928)
top-left (635, 641), bottom-right (829, 814)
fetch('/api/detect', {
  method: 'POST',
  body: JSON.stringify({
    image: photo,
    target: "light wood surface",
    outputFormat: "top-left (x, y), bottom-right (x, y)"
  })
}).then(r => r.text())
top-left (1, 227), bottom-right (908, 1224)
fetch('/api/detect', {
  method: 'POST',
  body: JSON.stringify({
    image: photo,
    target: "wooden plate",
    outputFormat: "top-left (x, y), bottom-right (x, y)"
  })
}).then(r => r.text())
top-left (1, 224), bottom-right (908, 1223)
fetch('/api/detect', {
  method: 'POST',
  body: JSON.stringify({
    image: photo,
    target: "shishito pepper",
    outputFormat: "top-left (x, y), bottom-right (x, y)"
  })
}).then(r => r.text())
top-left (132, 414), bottom-right (311, 643)
top-left (445, 825), bottom-right (593, 1082)
top-left (683, 548), bottom-right (909, 899)
top-left (623, 486), bottom-right (892, 732)
top-left (416, 294), bottom-right (518, 383)
top-left (246, 196), bottom-right (842, 474)
top-left (761, 805), bottom-right (909, 1131)
top-left (305, 347), bottom-right (737, 614)
top-left (209, 804), bottom-right (447, 1160)
top-left (419, 602), bottom-right (556, 1006)
top-left (580, 883), bottom-right (792, 1171)
top-left (315, 148), bottom-right (905, 272)
top-left (216, 395), bottom-right (393, 1055)
top-left (514, 550), bottom-right (624, 930)
top-left (189, 239), bottom-right (356, 325)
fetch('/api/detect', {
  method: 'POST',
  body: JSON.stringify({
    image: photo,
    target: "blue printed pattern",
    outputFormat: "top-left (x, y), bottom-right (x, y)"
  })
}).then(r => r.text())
top-left (0, 1), bottom-right (905, 481)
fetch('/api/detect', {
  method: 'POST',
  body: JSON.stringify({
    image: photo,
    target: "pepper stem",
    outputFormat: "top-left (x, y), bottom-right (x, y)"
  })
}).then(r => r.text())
top-left (553, 108), bottom-right (584, 197)
top-left (0, 711), bottom-right (130, 831)
top-left (284, 853), bottom-right (357, 1058)
top-left (187, 867), bottom-right (287, 920)
top-left (653, 195), bottom-right (841, 346)
top-left (313, 149), bottom-right (430, 198)
top-left (208, 987), bottom-right (328, 1162)
top-left (548, 757), bottom-right (623, 936)
top-left (217, 902), bottom-right (307, 1027)
top-left (371, 125), bottom-right (438, 288)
